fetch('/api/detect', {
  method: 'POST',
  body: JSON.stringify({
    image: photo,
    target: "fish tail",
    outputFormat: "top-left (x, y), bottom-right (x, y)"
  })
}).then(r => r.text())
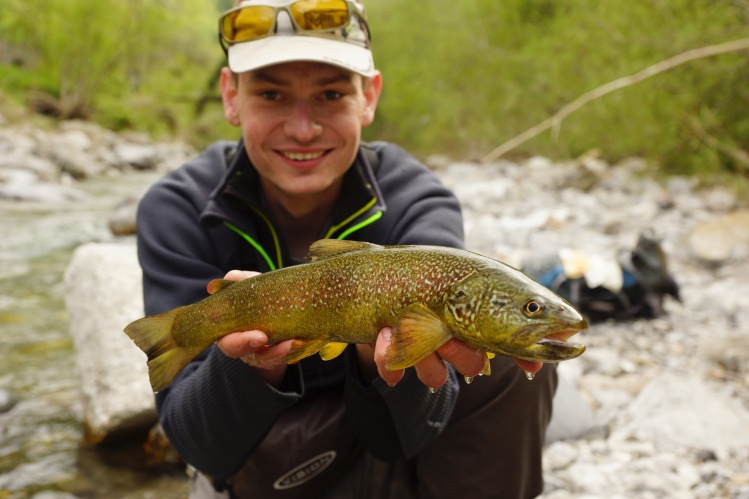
top-left (124, 308), bottom-right (196, 392)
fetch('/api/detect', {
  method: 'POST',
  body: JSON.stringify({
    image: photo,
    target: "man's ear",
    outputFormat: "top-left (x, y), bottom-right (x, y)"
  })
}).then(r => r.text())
top-left (220, 67), bottom-right (241, 127)
top-left (362, 71), bottom-right (383, 127)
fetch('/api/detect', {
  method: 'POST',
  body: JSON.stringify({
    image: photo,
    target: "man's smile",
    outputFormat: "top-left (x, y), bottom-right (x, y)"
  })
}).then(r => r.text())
top-left (280, 150), bottom-right (328, 161)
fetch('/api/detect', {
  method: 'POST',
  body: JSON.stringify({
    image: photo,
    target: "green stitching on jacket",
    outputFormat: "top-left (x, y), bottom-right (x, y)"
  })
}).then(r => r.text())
top-left (325, 197), bottom-right (377, 239)
top-left (337, 211), bottom-right (383, 240)
top-left (224, 222), bottom-right (278, 271)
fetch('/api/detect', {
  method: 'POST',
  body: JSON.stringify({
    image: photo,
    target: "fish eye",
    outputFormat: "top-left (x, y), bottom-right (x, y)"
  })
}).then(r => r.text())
top-left (524, 299), bottom-right (545, 317)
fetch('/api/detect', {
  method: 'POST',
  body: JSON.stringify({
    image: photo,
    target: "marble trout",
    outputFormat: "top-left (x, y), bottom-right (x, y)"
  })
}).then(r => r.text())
top-left (125, 239), bottom-right (588, 392)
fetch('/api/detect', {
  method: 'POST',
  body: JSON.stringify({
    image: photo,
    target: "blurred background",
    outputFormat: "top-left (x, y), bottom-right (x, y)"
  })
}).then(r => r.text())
top-left (1, 0), bottom-right (748, 180)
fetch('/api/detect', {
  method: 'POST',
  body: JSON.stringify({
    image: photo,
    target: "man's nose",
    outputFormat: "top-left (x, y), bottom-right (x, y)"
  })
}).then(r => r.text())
top-left (284, 100), bottom-right (323, 142)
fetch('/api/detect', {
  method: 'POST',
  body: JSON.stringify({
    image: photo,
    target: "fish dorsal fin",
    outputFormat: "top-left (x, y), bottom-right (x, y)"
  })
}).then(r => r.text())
top-left (207, 279), bottom-right (234, 295)
top-left (385, 303), bottom-right (452, 370)
top-left (306, 239), bottom-right (380, 261)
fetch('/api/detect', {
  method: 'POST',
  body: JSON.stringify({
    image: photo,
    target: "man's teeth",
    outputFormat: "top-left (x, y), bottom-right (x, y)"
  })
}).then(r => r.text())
top-left (283, 151), bottom-right (324, 161)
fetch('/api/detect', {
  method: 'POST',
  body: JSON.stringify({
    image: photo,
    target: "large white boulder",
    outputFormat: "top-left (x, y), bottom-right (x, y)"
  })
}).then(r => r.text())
top-left (63, 243), bottom-right (155, 444)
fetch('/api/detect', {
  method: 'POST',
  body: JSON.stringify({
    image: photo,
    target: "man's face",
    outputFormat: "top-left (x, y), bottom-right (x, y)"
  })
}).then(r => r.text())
top-left (220, 61), bottom-right (381, 202)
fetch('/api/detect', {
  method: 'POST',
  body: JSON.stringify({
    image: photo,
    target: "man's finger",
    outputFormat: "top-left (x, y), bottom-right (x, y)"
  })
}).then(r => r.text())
top-left (224, 270), bottom-right (261, 281)
top-left (374, 328), bottom-right (404, 386)
top-left (414, 353), bottom-right (449, 390)
top-left (216, 330), bottom-right (268, 358)
top-left (436, 339), bottom-right (485, 378)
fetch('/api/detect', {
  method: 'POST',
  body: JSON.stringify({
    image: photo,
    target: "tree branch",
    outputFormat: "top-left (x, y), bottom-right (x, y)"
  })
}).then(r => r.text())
top-left (481, 37), bottom-right (749, 164)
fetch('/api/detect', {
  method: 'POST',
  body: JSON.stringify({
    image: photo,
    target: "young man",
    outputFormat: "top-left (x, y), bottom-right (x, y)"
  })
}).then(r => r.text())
top-left (136, 1), bottom-right (557, 497)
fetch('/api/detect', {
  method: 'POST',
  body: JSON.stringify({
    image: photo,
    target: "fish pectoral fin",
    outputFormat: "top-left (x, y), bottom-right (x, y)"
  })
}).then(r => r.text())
top-left (385, 303), bottom-right (452, 370)
top-left (319, 342), bottom-right (348, 361)
top-left (306, 239), bottom-right (381, 261)
top-left (286, 339), bottom-right (327, 364)
top-left (206, 279), bottom-right (234, 295)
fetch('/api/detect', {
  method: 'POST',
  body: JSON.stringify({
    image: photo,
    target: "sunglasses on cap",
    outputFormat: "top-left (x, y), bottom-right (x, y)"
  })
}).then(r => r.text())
top-left (219, 0), bottom-right (370, 53)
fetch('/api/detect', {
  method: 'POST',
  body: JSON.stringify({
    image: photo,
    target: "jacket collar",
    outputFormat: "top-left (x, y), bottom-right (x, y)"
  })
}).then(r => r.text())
top-left (199, 139), bottom-right (386, 239)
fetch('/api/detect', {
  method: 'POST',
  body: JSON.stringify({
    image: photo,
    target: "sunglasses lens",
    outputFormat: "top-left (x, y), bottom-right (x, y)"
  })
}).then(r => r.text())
top-left (290, 0), bottom-right (350, 31)
top-left (223, 6), bottom-right (276, 43)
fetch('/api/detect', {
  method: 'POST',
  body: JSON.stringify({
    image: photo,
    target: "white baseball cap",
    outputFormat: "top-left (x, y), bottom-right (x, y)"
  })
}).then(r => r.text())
top-left (220, 0), bottom-right (376, 77)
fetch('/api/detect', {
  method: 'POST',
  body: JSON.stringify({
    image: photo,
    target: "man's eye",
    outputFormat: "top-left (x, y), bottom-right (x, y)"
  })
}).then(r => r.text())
top-left (322, 90), bottom-right (343, 101)
top-left (260, 91), bottom-right (281, 100)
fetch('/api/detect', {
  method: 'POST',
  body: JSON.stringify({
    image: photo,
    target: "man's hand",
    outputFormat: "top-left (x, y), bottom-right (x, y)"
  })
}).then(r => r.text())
top-left (214, 270), bottom-right (293, 388)
top-left (358, 328), bottom-right (486, 391)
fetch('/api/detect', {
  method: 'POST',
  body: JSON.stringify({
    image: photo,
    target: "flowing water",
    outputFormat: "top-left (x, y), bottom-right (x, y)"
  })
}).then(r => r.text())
top-left (0, 173), bottom-right (189, 498)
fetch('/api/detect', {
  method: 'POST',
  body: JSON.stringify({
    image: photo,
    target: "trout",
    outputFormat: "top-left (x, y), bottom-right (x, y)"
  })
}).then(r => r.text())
top-left (125, 240), bottom-right (588, 392)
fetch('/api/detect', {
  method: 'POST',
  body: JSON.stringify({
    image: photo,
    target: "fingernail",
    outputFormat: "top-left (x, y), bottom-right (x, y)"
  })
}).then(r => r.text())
top-left (249, 340), bottom-right (262, 348)
top-left (383, 330), bottom-right (392, 342)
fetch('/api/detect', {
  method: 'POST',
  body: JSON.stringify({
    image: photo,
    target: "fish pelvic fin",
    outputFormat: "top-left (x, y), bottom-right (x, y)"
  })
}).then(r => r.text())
top-left (385, 303), bottom-right (452, 370)
top-left (124, 308), bottom-right (196, 393)
top-left (286, 339), bottom-right (327, 364)
top-left (320, 342), bottom-right (348, 361)
top-left (481, 352), bottom-right (492, 376)
top-left (306, 239), bottom-right (380, 261)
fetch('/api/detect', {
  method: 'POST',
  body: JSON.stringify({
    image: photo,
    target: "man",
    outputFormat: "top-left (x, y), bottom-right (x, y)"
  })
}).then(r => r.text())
top-left (136, 1), bottom-right (557, 497)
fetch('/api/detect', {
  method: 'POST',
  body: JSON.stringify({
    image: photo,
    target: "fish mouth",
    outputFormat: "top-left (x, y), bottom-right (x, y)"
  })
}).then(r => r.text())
top-left (527, 328), bottom-right (587, 361)
top-left (504, 321), bottom-right (588, 363)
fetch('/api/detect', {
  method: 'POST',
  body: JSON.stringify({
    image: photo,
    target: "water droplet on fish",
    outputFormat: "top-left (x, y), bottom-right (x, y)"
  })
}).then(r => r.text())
top-left (428, 387), bottom-right (438, 394)
top-left (464, 376), bottom-right (474, 384)
top-left (525, 371), bottom-right (535, 381)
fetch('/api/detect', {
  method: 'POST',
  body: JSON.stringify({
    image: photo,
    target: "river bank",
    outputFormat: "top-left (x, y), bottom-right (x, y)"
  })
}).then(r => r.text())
top-left (1, 117), bottom-right (748, 498)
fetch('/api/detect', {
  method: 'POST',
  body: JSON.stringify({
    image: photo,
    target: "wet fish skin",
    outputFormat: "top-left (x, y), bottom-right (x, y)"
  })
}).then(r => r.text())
top-left (125, 240), bottom-right (587, 392)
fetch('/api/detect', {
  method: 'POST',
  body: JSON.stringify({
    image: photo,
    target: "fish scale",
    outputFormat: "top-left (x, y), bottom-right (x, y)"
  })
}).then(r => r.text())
top-left (125, 239), bottom-right (588, 392)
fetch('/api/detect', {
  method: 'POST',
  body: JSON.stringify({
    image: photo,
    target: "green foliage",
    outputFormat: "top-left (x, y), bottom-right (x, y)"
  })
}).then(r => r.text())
top-left (1, 0), bottom-right (748, 178)
top-left (1, 0), bottom-right (225, 138)
top-left (365, 0), bottom-right (749, 176)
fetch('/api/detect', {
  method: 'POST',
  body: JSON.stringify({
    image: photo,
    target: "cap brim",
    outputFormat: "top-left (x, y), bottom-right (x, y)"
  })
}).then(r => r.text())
top-left (228, 36), bottom-right (376, 77)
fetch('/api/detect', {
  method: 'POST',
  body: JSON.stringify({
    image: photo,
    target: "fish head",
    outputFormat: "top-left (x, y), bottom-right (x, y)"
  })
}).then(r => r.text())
top-left (444, 268), bottom-right (588, 363)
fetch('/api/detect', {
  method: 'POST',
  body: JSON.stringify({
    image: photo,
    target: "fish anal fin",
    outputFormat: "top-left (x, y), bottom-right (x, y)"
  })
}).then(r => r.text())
top-left (385, 303), bottom-right (452, 370)
top-left (207, 279), bottom-right (234, 295)
top-left (306, 239), bottom-right (380, 261)
top-left (286, 339), bottom-right (327, 364)
top-left (320, 342), bottom-right (348, 361)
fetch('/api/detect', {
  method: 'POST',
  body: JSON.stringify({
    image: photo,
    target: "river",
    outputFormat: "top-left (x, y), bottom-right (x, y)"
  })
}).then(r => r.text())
top-left (0, 172), bottom-right (189, 498)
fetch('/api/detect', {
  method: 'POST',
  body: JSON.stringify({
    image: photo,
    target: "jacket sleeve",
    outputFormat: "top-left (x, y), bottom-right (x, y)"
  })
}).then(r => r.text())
top-left (342, 142), bottom-right (465, 460)
top-left (137, 163), bottom-right (302, 479)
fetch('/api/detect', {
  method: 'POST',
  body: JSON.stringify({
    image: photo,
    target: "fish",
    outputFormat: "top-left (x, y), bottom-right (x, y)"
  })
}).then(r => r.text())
top-left (125, 239), bottom-right (588, 392)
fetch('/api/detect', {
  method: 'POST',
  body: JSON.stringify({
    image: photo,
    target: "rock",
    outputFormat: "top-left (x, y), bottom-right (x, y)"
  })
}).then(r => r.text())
top-left (688, 210), bottom-right (749, 265)
top-left (0, 179), bottom-right (89, 202)
top-left (30, 493), bottom-right (79, 499)
top-left (108, 194), bottom-right (141, 236)
top-left (0, 388), bottom-right (19, 413)
top-left (113, 143), bottom-right (160, 170)
top-left (63, 243), bottom-right (155, 444)
top-left (545, 364), bottom-right (602, 444)
top-left (698, 333), bottom-right (749, 373)
top-left (610, 372), bottom-right (749, 454)
top-left (703, 187), bottom-right (737, 212)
